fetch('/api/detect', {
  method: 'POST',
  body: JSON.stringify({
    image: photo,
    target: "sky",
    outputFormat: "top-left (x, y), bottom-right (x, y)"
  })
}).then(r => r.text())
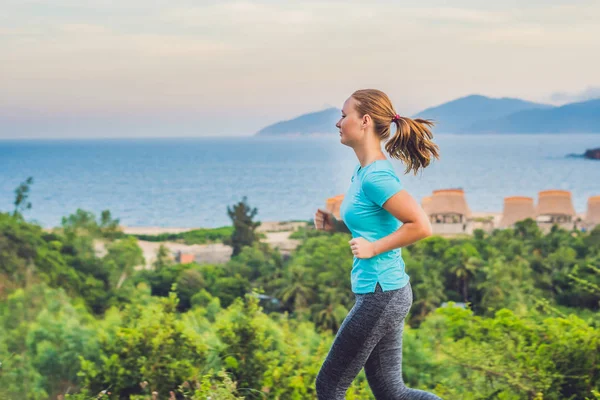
top-left (1, 0), bottom-right (599, 138)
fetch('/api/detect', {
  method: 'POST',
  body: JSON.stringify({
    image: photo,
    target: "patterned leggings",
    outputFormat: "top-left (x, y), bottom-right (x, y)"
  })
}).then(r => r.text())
top-left (316, 282), bottom-right (442, 399)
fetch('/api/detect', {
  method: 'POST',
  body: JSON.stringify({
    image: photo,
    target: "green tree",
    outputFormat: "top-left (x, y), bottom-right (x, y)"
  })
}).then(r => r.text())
top-left (412, 266), bottom-right (446, 321)
top-left (215, 292), bottom-right (278, 395)
top-left (214, 275), bottom-right (252, 308)
top-left (99, 210), bottom-right (122, 240)
top-left (102, 236), bottom-right (145, 289)
top-left (13, 177), bottom-right (34, 218)
top-left (513, 218), bottom-right (542, 241)
top-left (153, 244), bottom-right (173, 271)
top-left (135, 263), bottom-right (188, 298)
top-left (176, 268), bottom-right (206, 311)
top-left (191, 370), bottom-right (244, 399)
top-left (61, 208), bottom-right (124, 243)
top-left (427, 306), bottom-right (600, 399)
top-left (478, 256), bottom-right (537, 315)
top-left (226, 197), bottom-right (261, 257)
top-left (312, 286), bottom-right (348, 333)
top-left (0, 211), bottom-right (43, 287)
top-left (0, 285), bottom-right (99, 400)
top-left (444, 243), bottom-right (483, 303)
top-left (79, 290), bottom-right (207, 398)
top-left (277, 264), bottom-right (314, 313)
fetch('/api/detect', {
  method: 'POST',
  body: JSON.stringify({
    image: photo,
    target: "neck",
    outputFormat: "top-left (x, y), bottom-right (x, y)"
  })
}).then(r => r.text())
top-left (354, 137), bottom-right (386, 167)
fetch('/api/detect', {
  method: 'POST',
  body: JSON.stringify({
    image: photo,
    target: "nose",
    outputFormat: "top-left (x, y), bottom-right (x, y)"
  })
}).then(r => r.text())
top-left (335, 120), bottom-right (341, 129)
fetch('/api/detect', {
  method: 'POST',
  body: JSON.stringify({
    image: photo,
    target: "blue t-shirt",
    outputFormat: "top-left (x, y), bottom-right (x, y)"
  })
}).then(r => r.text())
top-left (339, 159), bottom-right (409, 293)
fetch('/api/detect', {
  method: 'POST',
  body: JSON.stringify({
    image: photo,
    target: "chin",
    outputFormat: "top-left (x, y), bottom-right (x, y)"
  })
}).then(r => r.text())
top-left (339, 134), bottom-right (349, 146)
top-left (340, 139), bottom-right (353, 148)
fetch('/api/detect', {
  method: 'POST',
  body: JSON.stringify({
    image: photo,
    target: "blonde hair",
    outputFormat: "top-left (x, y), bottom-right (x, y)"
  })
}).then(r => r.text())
top-left (351, 89), bottom-right (440, 175)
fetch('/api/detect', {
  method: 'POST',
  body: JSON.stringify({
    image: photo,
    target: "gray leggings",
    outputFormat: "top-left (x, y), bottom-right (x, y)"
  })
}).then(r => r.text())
top-left (316, 282), bottom-right (441, 399)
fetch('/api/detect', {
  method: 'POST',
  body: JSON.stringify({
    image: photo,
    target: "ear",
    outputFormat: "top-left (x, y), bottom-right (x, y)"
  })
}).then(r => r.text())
top-left (362, 114), bottom-right (371, 128)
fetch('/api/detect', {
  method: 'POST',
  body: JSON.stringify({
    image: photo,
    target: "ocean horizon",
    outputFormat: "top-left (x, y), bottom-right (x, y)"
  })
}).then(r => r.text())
top-left (1, 134), bottom-right (599, 228)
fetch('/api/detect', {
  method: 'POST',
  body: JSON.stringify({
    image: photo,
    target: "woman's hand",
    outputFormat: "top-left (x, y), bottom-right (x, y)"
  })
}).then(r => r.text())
top-left (349, 237), bottom-right (377, 259)
top-left (314, 208), bottom-right (335, 232)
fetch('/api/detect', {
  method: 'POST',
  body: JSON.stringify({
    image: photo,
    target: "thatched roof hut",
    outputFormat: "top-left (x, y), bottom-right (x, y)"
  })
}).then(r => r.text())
top-left (586, 196), bottom-right (600, 227)
top-left (500, 196), bottom-right (535, 228)
top-left (427, 189), bottom-right (471, 223)
top-left (536, 190), bottom-right (576, 222)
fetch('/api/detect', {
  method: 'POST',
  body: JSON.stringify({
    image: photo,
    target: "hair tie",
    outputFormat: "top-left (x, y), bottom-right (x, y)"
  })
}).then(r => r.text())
top-left (392, 114), bottom-right (400, 123)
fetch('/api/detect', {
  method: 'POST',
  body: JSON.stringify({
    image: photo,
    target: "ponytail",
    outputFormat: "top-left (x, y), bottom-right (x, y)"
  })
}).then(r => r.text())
top-left (385, 117), bottom-right (440, 175)
top-left (351, 89), bottom-right (440, 175)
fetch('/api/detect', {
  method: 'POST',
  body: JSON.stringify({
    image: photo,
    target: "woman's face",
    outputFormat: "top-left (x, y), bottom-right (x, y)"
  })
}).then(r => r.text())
top-left (336, 96), bottom-right (364, 147)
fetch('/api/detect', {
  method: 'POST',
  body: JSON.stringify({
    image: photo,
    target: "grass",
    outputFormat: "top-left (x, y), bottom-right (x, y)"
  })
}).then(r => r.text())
top-left (130, 226), bottom-right (234, 245)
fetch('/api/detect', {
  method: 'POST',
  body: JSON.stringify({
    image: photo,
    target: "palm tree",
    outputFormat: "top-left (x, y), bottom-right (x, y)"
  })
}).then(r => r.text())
top-left (413, 273), bottom-right (446, 320)
top-left (446, 243), bottom-right (484, 303)
top-left (277, 264), bottom-right (314, 313)
top-left (312, 286), bottom-right (348, 333)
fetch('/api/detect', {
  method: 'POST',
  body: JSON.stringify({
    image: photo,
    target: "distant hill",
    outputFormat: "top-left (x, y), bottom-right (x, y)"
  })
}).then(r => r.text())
top-left (255, 107), bottom-right (340, 136)
top-left (254, 95), bottom-right (600, 136)
top-left (464, 98), bottom-right (600, 133)
top-left (412, 94), bottom-right (553, 133)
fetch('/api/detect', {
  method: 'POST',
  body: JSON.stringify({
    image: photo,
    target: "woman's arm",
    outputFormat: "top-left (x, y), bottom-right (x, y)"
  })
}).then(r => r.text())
top-left (349, 190), bottom-right (432, 258)
top-left (315, 208), bottom-right (351, 234)
top-left (374, 190), bottom-right (432, 253)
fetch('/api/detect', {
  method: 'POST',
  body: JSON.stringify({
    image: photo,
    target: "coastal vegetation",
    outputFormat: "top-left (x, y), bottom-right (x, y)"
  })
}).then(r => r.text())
top-left (1, 179), bottom-right (599, 399)
top-left (130, 227), bottom-right (234, 245)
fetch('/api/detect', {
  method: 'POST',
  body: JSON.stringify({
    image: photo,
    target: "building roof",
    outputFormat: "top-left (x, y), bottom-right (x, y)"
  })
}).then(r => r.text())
top-left (427, 189), bottom-right (471, 217)
top-left (536, 190), bottom-right (576, 217)
top-left (499, 196), bottom-right (535, 227)
top-left (586, 195), bottom-right (600, 225)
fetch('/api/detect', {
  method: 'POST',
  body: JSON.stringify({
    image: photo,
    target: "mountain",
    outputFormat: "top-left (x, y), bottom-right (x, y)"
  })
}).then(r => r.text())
top-left (463, 98), bottom-right (600, 133)
top-left (254, 95), bottom-right (600, 136)
top-left (255, 107), bottom-right (340, 136)
top-left (412, 94), bottom-right (553, 133)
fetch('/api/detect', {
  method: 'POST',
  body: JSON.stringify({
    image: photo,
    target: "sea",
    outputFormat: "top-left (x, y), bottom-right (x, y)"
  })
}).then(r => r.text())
top-left (0, 134), bottom-right (599, 228)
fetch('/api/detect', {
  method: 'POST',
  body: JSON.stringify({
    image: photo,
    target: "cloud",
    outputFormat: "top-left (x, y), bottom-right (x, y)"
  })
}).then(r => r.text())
top-left (550, 87), bottom-right (600, 104)
top-left (163, 3), bottom-right (510, 31)
top-left (58, 23), bottom-right (111, 34)
top-left (1, 0), bottom-right (600, 137)
top-left (399, 7), bottom-right (510, 24)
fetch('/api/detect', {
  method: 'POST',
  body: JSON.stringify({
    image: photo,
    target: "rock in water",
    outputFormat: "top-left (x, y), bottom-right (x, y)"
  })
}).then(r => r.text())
top-left (583, 148), bottom-right (600, 160)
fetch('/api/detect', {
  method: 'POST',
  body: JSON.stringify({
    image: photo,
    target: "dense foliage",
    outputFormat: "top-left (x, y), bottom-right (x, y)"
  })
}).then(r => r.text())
top-left (1, 192), bottom-right (599, 399)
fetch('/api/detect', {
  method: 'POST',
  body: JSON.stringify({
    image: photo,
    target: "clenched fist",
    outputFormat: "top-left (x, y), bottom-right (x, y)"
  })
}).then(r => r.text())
top-left (349, 237), bottom-right (377, 259)
top-left (314, 208), bottom-right (335, 232)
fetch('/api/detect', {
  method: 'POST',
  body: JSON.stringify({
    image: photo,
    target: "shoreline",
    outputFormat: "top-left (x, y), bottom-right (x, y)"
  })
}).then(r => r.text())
top-left (121, 211), bottom-right (589, 236)
top-left (119, 214), bottom-right (506, 235)
top-left (121, 221), bottom-right (307, 235)
top-left (45, 210), bottom-right (589, 236)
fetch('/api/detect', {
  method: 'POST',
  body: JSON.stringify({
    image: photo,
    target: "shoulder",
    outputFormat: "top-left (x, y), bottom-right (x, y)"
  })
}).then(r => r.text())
top-left (362, 161), bottom-right (401, 187)
top-left (361, 162), bottom-right (403, 207)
